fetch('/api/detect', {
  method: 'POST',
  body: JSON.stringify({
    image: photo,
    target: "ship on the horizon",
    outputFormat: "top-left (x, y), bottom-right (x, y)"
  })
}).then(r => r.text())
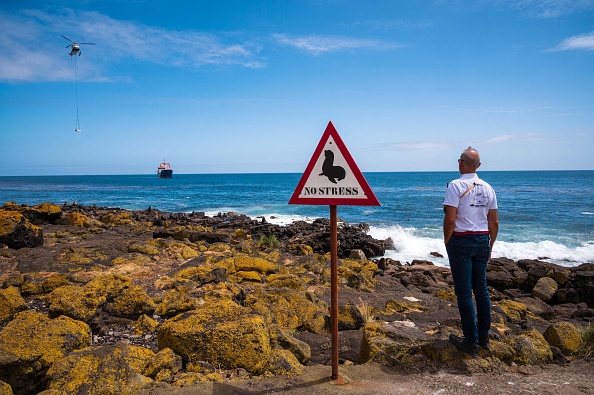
top-left (157, 161), bottom-right (173, 178)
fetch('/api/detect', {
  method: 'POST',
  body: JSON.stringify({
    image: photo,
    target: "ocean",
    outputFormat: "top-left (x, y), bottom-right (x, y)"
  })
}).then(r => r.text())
top-left (1, 171), bottom-right (593, 268)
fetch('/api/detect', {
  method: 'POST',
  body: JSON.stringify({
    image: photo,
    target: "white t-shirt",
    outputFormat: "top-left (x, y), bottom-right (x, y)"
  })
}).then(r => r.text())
top-left (443, 173), bottom-right (498, 232)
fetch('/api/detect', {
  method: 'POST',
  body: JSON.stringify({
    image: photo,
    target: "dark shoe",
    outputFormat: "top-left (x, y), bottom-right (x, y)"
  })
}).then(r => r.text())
top-left (478, 337), bottom-right (490, 349)
top-left (449, 334), bottom-right (478, 357)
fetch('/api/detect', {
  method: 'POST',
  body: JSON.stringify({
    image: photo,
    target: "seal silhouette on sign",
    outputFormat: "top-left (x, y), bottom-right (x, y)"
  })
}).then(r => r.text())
top-left (319, 150), bottom-right (346, 184)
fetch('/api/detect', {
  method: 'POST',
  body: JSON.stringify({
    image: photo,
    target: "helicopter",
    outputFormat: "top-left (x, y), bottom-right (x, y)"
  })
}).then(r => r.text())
top-left (61, 35), bottom-right (95, 56)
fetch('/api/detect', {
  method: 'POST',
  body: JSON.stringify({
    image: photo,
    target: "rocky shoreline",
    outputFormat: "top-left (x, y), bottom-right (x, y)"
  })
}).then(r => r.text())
top-left (0, 202), bottom-right (593, 395)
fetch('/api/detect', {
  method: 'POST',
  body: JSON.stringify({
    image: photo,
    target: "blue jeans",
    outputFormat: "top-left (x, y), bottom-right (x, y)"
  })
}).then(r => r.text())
top-left (446, 234), bottom-right (491, 344)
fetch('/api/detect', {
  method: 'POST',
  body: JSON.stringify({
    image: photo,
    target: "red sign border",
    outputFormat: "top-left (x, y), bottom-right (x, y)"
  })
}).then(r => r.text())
top-left (289, 121), bottom-right (380, 206)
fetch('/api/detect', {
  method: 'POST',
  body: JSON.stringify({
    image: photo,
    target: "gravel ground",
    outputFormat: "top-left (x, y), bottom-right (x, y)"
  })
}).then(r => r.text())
top-left (139, 360), bottom-right (594, 395)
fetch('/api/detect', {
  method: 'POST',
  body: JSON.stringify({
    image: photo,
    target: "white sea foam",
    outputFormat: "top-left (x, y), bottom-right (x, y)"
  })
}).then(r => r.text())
top-left (204, 210), bottom-right (593, 268)
top-left (368, 224), bottom-right (450, 267)
top-left (368, 224), bottom-right (594, 268)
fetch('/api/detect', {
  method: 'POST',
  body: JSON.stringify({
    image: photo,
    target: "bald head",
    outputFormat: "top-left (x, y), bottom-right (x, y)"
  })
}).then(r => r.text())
top-left (459, 146), bottom-right (481, 174)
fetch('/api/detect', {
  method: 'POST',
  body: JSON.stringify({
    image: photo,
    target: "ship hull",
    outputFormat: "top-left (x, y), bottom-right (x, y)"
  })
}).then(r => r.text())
top-left (158, 169), bottom-right (173, 178)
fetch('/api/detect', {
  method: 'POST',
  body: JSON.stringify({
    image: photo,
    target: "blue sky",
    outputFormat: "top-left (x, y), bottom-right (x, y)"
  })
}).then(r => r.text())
top-left (1, 0), bottom-right (593, 176)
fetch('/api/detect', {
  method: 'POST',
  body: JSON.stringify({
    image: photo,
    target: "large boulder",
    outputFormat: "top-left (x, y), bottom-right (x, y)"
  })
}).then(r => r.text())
top-left (505, 329), bottom-right (553, 365)
top-left (46, 284), bottom-right (106, 322)
top-left (270, 327), bottom-right (311, 365)
top-left (360, 320), bottom-right (432, 364)
top-left (154, 289), bottom-right (198, 318)
top-left (573, 269), bottom-right (594, 307)
top-left (157, 299), bottom-right (272, 373)
top-left (103, 284), bottom-right (156, 319)
top-left (487, 258), bottom-right (529, 291)
top-left (543, 322), bottom-right (582, 355)
top-left (23, 203), bottom-right (62, 224)
top-left (0, 311), bottom-right (91, 395)
top-left (0, 381), bottom-right (13, 395)
top-left (0, 287), bottom-right (28, 324)
top-left (532, 276), bottom-right (558, 302)
top-left (46, 275), bottom-right (139, 324)
top-left (0, 210), bottom-right (43, 249)
top-left (43, 343), bottom-right (154, 394)
top-left (243, 287), bottom-right (326, 333)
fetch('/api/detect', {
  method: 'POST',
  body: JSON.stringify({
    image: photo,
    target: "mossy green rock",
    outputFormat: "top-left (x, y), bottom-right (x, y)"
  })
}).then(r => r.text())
top-left (0, 311), bottom-right (91, 395)
top-left (44, 343), bottom-right (154, 394)
top-left (157, 299), bottom-right (271, 373)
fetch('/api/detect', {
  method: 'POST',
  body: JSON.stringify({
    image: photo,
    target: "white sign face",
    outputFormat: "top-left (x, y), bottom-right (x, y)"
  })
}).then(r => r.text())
top-left (289, 121), bottom-right (379, 206)
top-left (296, 135), bottom-right (365, 200)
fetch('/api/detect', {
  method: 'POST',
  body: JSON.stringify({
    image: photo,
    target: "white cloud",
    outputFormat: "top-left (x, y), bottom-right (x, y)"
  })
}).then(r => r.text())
top-left (272, 33), bottom-right (398, 55)
top-left (485, 134), bottom-right (515, 143)
top-left (494, 0), bottom-right (594, 18)
top-left (553, 32), bottom-right (594, 51)
top-left (371, 141), bottom-right (451, 152)
top-left (0, 9), bottom-right (264, 82)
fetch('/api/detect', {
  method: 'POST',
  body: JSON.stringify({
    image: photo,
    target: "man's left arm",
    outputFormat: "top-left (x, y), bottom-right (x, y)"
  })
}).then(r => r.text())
top-left (487, 209), bottom-right (499, 249)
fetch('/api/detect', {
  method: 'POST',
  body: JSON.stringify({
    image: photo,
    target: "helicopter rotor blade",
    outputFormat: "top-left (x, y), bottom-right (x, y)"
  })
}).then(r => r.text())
top-left (60, 35), bottom-right (74, 43)
top-left (78, 43), bottom-right (96, 45)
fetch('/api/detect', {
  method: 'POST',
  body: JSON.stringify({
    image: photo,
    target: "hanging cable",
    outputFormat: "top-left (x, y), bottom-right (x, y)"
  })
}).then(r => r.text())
top-left (74, 55), bottom-right (81, 132)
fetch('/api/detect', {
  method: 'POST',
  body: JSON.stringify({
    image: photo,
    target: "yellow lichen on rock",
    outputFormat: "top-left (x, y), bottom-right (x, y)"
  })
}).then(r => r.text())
top-left (46, 285), bottom-right (106, 321)
top-left (544, 322), bottom-right (582, 354)
top-left (44, 344), bottom-right (154, 394)
top-left (32, 202), bottom-right (62, 216)
top-left (112, 253), bottom-right (153, 266)
top-left (495, 299), bottom-right (528, 321)
top-left (255, 349), bottom-right (303, 376)
top-left (63, 212), bottom-right (101, 228)
top-left (236, 270), bottom-right (263, 283)
top-left (383, 299), bottom-right (424, 315)
top-left (154, 289), bottom-right (198, 318)
top-left (85, 274), bottom-right (131, 299)
top-left (265, 273), bottom-right (309, 290)
top-left (41, 274), bottom-right (70, 293)
top-left (0, 286), bottom-right (28, 323)
top-left (435, 288), bottom-right (457, 302)
top-left (129, 242), bottom-right (160, 255)
top-left (506, 328), bottom-right (553, 365)
top-left (134, 314), bottom-right (159, 335)
top-left (58, 247), bottom-right (107, 266)
top-left (0, 380), bottom-right (13, 395)
top-left (104, 284), bottom-right (156, 318)
top-left (287, 243), bottom-right (313, 256)
top-left (243, 287), bottom-right (326, 332)
top-left (0, 209), bottom-right (43, 248)
top-left (101, 212), bottom-right (132, 225)
top-left (0, 311), bottom-right (91, 394)
top-left (233, 254), bottom-right (279, 274)
top-left (144, 348), bottom-right (182, 379)
top-left (157, 299), bottom-right (272, 373)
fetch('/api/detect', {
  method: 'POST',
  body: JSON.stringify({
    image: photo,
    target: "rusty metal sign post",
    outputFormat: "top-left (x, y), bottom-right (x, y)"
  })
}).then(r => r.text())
top-left (289, 121), bottom-right (380, 380)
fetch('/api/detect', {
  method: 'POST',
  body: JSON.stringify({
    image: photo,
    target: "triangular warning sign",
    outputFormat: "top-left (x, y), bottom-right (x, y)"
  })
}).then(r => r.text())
top-left (289, 121), bottom-right (380, 206)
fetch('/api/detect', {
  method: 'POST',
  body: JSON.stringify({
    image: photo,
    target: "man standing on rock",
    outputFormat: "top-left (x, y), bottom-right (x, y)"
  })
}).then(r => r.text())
top-left (443, 146), bottom-right (499, 357)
